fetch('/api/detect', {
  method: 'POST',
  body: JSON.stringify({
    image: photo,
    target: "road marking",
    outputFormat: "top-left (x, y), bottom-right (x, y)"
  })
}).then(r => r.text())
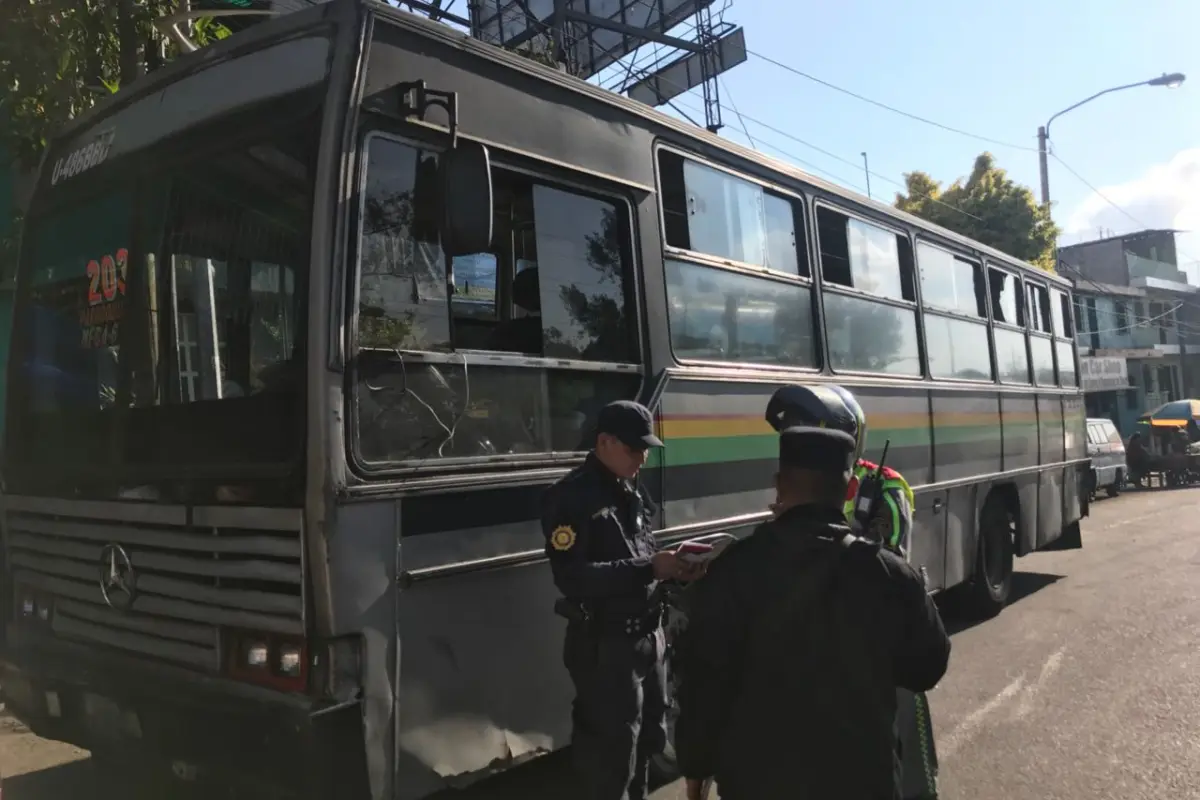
top-left (1016, 648), bottom-right (1065, 718)
top-left (940, 647), bottom-right (1068, 760)
top-left (939, 676), bottom-right (1025, 760)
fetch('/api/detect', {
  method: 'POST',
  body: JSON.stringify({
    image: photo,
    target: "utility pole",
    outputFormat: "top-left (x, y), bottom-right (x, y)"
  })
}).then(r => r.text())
top-left (1037, 126), bottom-right (1050, 206)
top-left (1037, 73), bottom-right (1185, 208)
top-left (861, 152), bottom-right (872, 199)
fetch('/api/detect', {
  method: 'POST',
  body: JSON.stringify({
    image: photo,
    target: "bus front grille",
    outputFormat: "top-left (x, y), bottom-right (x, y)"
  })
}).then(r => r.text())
top-left (3, 498), bottom-right (304, 673)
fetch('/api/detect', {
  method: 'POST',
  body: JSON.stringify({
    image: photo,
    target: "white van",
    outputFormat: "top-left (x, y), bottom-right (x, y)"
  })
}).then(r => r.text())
top-left (1086, 417), bottom-right (1128, 498)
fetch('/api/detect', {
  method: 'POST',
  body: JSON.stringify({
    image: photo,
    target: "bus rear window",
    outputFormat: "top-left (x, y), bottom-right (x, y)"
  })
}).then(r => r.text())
top-left (7, 116), bottom-right (316, 489)
top-left (13, 194), bottom-right (134, 467)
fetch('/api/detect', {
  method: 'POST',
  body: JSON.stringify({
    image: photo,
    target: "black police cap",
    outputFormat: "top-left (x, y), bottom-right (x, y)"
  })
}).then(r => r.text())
top-left (596, 400), bottom-right (664, 450)
top-left (779, 426), bottom-right (857, 472)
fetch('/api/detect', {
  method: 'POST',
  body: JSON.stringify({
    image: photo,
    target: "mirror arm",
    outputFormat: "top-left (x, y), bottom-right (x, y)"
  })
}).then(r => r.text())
top-left (396, 81), bottom-right (460, 146)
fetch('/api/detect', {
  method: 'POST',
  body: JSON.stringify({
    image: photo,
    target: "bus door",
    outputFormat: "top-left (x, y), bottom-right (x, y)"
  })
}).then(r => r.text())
top-left (350, 125), bottom-right (647, 794)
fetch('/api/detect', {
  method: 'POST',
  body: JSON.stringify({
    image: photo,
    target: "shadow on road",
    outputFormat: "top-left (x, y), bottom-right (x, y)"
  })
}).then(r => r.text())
top-left (426, 749), bottom-right (578, 799)
top-left (939, 570), bottom-right (1065, 636)
top-left (0, 751), bottom-right (589, 800)
top-left (3, 759), bottom-right (95, 799)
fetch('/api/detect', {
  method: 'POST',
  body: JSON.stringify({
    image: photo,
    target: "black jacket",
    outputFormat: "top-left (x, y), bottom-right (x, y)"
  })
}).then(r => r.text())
top-left (674, 504), bottom-right (950, 800)
top-left (540, 454), bottom-right (659, 618)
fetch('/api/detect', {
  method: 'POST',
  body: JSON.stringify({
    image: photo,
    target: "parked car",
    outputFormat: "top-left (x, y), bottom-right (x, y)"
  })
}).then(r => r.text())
top-left (1086, 417), bottom-right (1128, 497)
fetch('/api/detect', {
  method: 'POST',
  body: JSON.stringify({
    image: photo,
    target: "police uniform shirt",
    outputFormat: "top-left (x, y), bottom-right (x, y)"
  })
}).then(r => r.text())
top-left (541, 454), bottom-right (659, 613)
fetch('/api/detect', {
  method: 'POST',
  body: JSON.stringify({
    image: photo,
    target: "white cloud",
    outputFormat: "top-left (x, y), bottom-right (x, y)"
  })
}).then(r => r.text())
top-left (1062, 148), bottom-right (1200, 282)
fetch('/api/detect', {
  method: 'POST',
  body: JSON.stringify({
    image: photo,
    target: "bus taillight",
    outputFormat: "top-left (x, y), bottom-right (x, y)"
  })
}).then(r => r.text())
top-left (224, 629), bottom-right (308, 693)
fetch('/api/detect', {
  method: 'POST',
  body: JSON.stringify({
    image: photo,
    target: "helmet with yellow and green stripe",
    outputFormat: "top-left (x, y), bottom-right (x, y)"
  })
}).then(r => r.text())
top-left (764, 384), bottom-right (867, 464)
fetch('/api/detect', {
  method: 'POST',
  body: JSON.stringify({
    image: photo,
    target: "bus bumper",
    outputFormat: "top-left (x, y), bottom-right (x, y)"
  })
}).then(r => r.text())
top-left (0, 625), bottom-right (369, 798)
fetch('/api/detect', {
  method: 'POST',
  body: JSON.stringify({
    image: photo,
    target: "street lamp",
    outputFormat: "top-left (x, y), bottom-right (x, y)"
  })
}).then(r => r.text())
top-left (1037, 72), bottom-right (1186, 206)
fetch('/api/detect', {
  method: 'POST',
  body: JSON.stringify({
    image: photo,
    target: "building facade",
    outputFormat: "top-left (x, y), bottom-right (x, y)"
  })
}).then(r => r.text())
top-left (1062, 229), bottom-right (1200, 438)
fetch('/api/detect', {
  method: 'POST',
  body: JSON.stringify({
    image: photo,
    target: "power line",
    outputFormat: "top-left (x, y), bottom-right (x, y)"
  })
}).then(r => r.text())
top-left (719, 102), bottom-right (983, 221)
top-left (718, 76), bottom-right (758, 152)
top-left (1058, 261), bottom-right (1200, 338)
top-left (658, 83), bottom-right (982, 222)
top-left (612, 0), bottom-right (1036, 153)
top-left (746, 49), bottom-right (1039, 153)
top-left (664, 91), bottom-right (870, 192)
top-left (1051, 153), bottom-right (1147, 231)
top-left (601, 0), bottom-right (1002, 217)
top-left (1052, 150), bottom-right (1200, 269)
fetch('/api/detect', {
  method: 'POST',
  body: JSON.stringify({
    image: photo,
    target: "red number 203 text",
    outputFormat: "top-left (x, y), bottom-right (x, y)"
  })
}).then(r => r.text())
top-left (85, 248), bottom-right (129, 306)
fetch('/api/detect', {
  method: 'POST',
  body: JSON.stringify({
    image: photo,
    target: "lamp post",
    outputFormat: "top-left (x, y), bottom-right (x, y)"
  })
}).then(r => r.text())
top-left (1037, 72), bottom-right (1185, 207)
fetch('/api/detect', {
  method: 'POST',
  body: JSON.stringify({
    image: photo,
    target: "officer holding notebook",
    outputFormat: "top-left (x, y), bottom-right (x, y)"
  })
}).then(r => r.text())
top-left (541, 399), bottom-right (703, 800)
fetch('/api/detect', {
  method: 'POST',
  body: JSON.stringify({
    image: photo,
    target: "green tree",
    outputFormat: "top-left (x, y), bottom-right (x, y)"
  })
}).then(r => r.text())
top-left (0, 0), bottom-right (184, 166)
top-left (0, 0), bottom-right (197, 263)
top-left (895, 152), bottom-right (1060, 272)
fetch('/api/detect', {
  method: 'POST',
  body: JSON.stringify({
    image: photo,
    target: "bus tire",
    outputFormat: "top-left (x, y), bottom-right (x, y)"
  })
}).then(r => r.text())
top-left (966, 492), bottom-right (1014, 619)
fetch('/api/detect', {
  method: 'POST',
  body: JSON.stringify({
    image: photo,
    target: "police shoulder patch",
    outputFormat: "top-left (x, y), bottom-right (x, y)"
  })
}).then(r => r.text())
top-left (550, 525), bottom-right (577, 552)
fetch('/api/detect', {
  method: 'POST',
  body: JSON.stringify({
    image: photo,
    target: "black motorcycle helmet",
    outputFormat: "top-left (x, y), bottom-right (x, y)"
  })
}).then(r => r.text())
top-left (765, 384), bottom-right (867, 464)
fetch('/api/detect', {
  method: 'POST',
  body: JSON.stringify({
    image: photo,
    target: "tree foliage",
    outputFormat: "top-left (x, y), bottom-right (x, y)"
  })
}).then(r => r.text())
top-left (894, 153), bottom-right (1060, 272)
top-left (0, 2), bottom-right (237, 273)
top-left (0, 0), bottom-right (185, 166)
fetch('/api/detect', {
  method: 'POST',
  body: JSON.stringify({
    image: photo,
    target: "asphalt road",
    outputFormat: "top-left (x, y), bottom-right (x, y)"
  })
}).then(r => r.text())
top-left (2, 485), bottom-right (1198, 799)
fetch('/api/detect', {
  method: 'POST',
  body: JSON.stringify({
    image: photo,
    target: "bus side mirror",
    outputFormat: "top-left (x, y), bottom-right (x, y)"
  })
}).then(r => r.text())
top-left (439, 140), bottom-right (493, 257)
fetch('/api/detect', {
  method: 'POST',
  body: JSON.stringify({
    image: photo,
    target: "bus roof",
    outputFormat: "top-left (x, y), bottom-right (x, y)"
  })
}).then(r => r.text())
top-left (38, 0), bottom-right (1070, 290)
top-left (368, 0), bottom-right (1072, 289)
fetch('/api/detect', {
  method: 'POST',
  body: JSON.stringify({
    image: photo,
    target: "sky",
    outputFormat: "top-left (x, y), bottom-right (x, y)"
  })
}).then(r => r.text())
top-left (580, 0), bottom-right (1200, 280)
top-left (430, 0), bottom-right (1199, 275)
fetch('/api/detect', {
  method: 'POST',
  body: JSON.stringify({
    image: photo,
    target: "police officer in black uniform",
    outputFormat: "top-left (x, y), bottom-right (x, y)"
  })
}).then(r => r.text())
top-left (674, 421), bottom-right (951, 800)
top-left (542, 400), bottom-right (702, 800)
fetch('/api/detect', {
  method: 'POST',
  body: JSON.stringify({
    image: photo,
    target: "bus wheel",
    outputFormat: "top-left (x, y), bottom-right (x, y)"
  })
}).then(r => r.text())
top-left (967, 493), bottom-right (1014, 619)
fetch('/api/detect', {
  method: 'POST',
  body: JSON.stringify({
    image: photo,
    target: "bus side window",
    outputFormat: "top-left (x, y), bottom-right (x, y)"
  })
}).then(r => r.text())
top-left (816, 207), bottom-right (921, 377)
top-left (1025, 283), bottom-right (1056, 385)
top-left (917, 242), bottom-right (993, 382)
top-left (353, 135), bottom-right (641, 466)
top-left (658, 150), bottom-right (806, 277)
top-left (358, 143), bottom-right (451, 352)
top-left (1027, 283), bottom-right (1053, 335)
top-left (988, 266), bottom-right (1031, 385)
top-left (470, 177), bottom-right (637, 363)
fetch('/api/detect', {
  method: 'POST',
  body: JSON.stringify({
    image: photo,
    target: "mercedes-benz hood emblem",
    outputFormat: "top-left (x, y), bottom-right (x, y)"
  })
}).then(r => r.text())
top-left (99, 543), bottom-right (138, 611)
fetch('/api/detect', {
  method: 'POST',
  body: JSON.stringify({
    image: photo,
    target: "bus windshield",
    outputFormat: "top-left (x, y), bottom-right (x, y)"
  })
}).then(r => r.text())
top-left (6, 114), bottom-right (317, 494)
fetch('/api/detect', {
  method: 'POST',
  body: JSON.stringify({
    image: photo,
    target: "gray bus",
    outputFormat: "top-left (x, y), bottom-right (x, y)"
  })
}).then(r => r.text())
top-left (0, 1), bottom-right (1087, 797)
